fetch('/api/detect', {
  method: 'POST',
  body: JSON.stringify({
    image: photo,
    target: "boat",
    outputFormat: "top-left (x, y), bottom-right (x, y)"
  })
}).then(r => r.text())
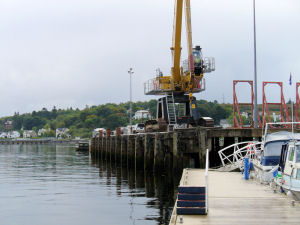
top-left (75, 141), bottom-right (89, 151)
top-left (274, 140), bottom-right (300, 200)
top-left (253, 122), bottom-right (300, 183)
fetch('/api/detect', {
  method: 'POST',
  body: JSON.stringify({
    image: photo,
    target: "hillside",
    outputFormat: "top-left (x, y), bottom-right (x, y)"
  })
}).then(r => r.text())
top-left (0, 99), bottom-right (231, 138)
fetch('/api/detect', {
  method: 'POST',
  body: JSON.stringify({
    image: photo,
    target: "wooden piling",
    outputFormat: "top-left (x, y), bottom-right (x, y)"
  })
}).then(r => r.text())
top-left (135, 134), bottom-right (144, 170)
top-left (154, 133), bottom-right (164, 172)
top-left (115, 136), bottom-right (121, 162)
top-left (127, 135), bottom-right (136, 168)
top-left (144, 133), bottom-right (154, 171)
top-left (120, 135), bottom-right (128, 165)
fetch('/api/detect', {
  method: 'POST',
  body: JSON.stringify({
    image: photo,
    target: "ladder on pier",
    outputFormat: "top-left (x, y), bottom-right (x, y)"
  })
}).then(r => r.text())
top-left (166, 93), bottom-right (177, 125)
top-left (175, 150), bottom-right (209, 216)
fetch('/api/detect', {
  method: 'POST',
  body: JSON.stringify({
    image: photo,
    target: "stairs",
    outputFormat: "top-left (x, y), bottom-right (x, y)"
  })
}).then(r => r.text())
top-left (166, 93), bottom-right (177, 125)
top-left (176, 186), bottom-right (207, 215)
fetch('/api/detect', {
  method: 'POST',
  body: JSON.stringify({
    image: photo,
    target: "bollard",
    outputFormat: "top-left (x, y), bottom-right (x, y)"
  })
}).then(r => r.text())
top-left (244, 157), bottom-right (249, 180)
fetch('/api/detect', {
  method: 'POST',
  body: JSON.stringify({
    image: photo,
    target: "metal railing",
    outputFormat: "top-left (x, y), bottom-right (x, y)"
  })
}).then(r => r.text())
top-left (218, 141), bottom-right (262, 171)
top-left (203, 57), bottom-right (215, 73)
top-left (205, 148), bottom-right (209, 214)
top-left (144, 78), bottom-right (174, 95)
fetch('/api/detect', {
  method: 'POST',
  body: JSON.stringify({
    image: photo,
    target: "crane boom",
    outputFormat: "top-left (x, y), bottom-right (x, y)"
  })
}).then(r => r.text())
top-left (184, 0), bottom-right (194, 72)
top-left (144, 0), bottom-right (214, 96)
top-left (171, 0), bottom-right (184, 85)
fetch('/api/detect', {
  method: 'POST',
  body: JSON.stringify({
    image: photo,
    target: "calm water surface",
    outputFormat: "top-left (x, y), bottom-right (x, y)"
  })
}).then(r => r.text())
top-left (0, 144), bottom-right (180, 225)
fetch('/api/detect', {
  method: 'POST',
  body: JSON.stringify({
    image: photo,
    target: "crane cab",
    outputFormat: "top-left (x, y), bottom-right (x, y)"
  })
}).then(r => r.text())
top-left (193, 46), bottom-right (203, 76)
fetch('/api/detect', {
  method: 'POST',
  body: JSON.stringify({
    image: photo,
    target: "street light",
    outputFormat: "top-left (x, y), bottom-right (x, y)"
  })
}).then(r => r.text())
top-left (253, 0), bottom-right (258, 128)
top-left (128, 68), bottom-right (134, 133)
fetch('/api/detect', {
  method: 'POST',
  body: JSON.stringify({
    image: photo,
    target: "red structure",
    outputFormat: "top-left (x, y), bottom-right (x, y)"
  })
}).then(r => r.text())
top-left (233, 80), bottom-right (255, 128)
top-left (296, 82), bottom-right (300, 122)
top-left (262, 82), bottom-right (290, 127)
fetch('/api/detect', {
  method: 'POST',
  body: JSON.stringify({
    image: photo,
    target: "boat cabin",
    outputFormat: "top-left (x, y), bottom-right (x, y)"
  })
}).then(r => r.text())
top-left (261, 131), bottom-right (300, 167)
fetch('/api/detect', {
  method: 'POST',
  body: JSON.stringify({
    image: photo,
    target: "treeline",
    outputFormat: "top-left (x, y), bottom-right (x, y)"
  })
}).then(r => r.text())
top-left (0, 99), bottom-right (231, 138)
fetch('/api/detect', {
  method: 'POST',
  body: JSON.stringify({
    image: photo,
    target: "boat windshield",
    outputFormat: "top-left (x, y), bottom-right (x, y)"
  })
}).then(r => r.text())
top-left (296, 145), bottom-right (300, 163)
top-left (264, 141), bottom-right (285, 157)
top-left (297, 169), bottom-right (300, 180)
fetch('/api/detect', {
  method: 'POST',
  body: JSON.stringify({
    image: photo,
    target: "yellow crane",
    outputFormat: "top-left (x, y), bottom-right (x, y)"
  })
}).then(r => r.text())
top-left (144, 0), bottom-right (215, 131)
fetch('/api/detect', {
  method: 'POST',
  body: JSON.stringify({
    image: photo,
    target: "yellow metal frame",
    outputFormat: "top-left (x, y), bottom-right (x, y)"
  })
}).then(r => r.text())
top-left (153, 0), bottom-right (204, 95)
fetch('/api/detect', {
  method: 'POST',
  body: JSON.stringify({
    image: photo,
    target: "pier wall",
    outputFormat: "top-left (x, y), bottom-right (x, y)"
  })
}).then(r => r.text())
top-left (90, 127), bottom-right (262, 171)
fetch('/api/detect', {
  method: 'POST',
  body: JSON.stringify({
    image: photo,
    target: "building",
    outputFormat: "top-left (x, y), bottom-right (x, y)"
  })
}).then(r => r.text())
top-left (23, 130), bottom-right (37, 138)
top-left (56, 128), bottom-right (71, 139)
top-left (4, 120), bottom-right (13, 130)
top-left (0, 132), bottom-right (7, 138)
top-left (133, 110), bottom-right (151, 120)
top-left (220, 119), bottom-right (231, 128)
top-left (7, 131), bottom-right (20, 138)
top-left (38, 128), bottom-right (50, 136)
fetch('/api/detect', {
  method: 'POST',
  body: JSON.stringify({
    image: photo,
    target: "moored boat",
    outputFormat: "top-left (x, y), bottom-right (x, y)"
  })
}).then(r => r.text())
top-left (252, 131), bottom-right (299, 183)
top-left (274, 140), bottom-right (300, 200)
top-left (75, 141), bottom-right (89, 151)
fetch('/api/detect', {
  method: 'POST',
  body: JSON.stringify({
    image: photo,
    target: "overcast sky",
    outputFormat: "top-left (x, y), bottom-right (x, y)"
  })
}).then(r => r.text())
top-left (0, 0), bottom-right (299, 117)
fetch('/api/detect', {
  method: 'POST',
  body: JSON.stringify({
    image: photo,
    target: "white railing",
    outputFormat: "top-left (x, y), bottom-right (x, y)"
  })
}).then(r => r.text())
top-left (205, 148), bottom-right (209, 214)
top-left (203, 57), bottom-right (215, 73)
top-left (218, 141), bottom-right (262, 171)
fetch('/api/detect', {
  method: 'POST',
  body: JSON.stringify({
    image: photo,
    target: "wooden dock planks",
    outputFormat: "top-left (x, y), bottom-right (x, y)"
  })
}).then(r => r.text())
top-left (169, 170), bottom-right (300, 225)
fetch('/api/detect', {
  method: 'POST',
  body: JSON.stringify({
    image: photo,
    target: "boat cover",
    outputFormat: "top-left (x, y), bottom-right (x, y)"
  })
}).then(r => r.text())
top-left (261, 131), bottom-right (300, 166)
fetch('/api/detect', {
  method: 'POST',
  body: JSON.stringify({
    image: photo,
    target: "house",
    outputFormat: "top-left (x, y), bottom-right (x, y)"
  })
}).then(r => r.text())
top-left (220, 119), bottom-right (231, 128)
top-left (38, 128), bottom-right (50, 136)
top-left (241, 112), bottom-right (249, 119)
top-left (23, 130), bottom-right (37, 138)
top-left (56, 128), bottom-right (71, 139)
top-left (7, 131), bottom-right (20, 139)
top-left (133, 110), bottom-right (151, 120)
top-left (0, 132), bottom-right (7, 138)
top-left (4, 120), bottom-right (13, 130)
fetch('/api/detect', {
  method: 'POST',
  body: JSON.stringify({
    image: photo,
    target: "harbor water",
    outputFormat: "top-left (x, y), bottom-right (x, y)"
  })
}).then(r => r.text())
top-left (0, 144), bottom-right (180, 225)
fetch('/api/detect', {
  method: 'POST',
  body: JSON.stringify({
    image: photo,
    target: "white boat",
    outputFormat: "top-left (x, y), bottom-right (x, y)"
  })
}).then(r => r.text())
top-left (253, 122), bottom-right (300, 183)
top-left (274, 140), bottom-right (300, 200)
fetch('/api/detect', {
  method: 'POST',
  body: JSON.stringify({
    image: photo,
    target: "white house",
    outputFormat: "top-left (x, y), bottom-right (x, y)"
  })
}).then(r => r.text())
top-left (23, 130), bottom-right (37, 138)
top-left (56, 128), bottom-right (71, 139)
top-left (133, 110), bottom-right (151, 120)
top-left (38, 128), bottom-right (50, 136)
top-left (7, 131), bottom-right (20, 138)
top-left (0, 132), bottom-right (7, 138)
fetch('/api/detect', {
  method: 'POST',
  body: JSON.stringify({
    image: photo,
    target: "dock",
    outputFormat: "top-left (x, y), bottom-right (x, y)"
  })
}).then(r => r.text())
top-left (169, 169), bottom-right (300, 225)
top-left (90, 127), bottom-right (262, 170)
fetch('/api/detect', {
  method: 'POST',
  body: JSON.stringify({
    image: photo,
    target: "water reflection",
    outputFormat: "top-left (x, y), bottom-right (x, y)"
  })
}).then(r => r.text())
top-left (91, 156), bottom-right (181, 225)
top-left (0, 144), bottom-right (181, 225)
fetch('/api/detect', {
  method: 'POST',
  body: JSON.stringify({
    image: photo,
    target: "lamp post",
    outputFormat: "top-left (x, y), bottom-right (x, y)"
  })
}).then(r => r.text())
top-left (253, 0), bottom-right (258, 128)
top-left (128, 68), bottom-right (134, 132)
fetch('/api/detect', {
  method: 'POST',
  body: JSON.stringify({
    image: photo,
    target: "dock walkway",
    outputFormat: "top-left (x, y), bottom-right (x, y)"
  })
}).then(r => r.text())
top-left (169, 169), bottom-right (300, 225)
